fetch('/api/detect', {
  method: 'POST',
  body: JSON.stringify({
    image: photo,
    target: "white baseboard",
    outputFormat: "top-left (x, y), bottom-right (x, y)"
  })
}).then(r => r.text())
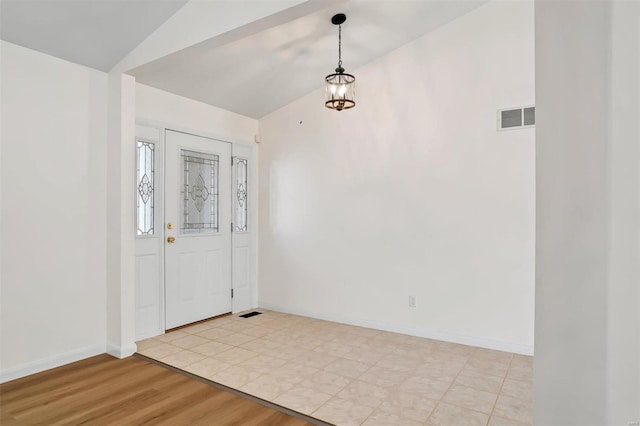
top-left (106, 342), bottom-right (138, 359)
top-left (258, 301), bottom-right (534, 356)
top-left (233, 303), bottom-right (260, 315)
top-left (135, 329), bottom-right (163, 342)
top-left (0, 343), bottom-right (105, 384)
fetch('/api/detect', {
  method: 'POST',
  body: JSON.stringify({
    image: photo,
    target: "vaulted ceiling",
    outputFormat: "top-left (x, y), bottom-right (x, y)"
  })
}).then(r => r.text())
top-left (1, 0), bottom-right (487, 118)
top-left (0, 0), bottom-right (188, 71)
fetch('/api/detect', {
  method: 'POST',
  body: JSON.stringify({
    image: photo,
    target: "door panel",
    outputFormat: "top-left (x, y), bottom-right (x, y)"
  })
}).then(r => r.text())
top-left (231, 144), bottom-right (254, 312)
top-left (134, 124), bottom-right (164, 340)
top-left (136, 254), bottom-right (159, 309)
top-left (234, 246), bottom-right (250, 292)
top-left (165, 130), bottom-right (232, 329)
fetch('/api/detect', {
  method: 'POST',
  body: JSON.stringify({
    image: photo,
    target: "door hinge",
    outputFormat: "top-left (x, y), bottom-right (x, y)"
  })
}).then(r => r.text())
top-left (231, 156), bottom-right (234, 166)
top-left (231, 222), bottom-right (234, 232)
top-left (231, 288), bottom-right (234, 298)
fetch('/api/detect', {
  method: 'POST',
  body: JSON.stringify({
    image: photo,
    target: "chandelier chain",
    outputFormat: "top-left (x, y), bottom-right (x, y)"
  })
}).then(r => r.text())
top-left (338, 24), bottom-right (342, 68)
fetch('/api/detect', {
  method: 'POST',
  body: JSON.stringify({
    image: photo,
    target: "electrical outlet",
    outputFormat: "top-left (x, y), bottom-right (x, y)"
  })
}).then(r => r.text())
top-left (409, 295), bottom-right (416, 308)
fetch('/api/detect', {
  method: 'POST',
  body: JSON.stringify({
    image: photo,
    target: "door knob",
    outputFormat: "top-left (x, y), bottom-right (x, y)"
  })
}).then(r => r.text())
top-left (167, 236), bottom-right (176, 243)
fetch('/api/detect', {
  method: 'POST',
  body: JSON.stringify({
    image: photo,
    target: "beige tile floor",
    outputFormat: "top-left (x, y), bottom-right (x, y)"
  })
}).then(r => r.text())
top-left (137, 310), bottom-right (533, 426)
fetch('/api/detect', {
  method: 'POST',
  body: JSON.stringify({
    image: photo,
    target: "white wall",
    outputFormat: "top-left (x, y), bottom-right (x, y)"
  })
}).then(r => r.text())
top-left (136, 84), bottom-right (258, 143)
top-left (0, 41), bottom-right (108, 381)
top-left (258, 1), bottom-right (535, 354)
top-left (607, 2), bottom-right (640, 423)
top-left (535, 1), bottom-right (640, 424)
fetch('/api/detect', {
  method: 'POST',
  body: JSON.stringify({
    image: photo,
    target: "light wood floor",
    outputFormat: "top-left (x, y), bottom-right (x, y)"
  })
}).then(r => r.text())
top-left (0, 354), bottom-right (315, 425)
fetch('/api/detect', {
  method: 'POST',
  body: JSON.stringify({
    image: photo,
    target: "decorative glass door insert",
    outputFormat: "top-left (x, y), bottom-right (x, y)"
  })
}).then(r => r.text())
top-left (234, 158), bottom-right (248, 232)
top-left (136, 140), bottom-right (155, 236)
top-left (181, 149), bottom-right (219, 233)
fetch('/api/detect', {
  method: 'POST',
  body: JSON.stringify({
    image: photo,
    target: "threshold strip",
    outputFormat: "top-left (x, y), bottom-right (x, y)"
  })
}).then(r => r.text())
top-left (135, 353), bottom-right (333, 426)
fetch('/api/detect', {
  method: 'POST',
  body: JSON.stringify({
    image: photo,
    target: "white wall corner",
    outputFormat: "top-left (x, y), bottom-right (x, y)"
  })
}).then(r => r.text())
top-left (0, 344), bottom-right (105, 384)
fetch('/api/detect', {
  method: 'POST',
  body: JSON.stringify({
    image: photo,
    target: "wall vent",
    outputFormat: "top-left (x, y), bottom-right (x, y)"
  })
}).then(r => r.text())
top-left (497, 106), bottom-right (535, 130)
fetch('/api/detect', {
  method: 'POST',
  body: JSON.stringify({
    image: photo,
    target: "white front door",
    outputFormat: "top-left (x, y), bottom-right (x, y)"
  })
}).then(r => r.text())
top-left (164, 130), bottom-right (232, 329)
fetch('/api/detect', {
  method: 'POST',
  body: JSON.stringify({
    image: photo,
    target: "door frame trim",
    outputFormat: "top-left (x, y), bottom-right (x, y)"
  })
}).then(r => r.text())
top-left (134, 119), bottom-right (258, 340)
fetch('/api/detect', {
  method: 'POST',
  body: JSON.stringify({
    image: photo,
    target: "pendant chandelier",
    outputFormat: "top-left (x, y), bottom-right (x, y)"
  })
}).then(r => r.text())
top-left (325, 13), bottom-right (355, 111)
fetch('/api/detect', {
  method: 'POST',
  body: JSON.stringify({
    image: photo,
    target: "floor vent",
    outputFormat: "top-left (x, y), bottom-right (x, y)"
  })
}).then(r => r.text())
top-left (239, 311), bottom-right (263, 318)
top-left (498, 106), bottom-right (535, 130)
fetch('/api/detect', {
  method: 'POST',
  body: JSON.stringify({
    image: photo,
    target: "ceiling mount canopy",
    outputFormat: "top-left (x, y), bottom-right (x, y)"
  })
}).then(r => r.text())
top-left (325, 13), bottom-right (355, 111)
top-left (331, 13), bottom-right (346, 25)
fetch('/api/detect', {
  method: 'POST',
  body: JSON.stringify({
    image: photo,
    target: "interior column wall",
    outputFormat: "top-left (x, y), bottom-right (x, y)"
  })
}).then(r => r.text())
top-left (535, 1), bottom-right (640, 424)
top-left (106, 72), bottom-right (137, 358)
top-left (606, 1), bottom-right (640, 423)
